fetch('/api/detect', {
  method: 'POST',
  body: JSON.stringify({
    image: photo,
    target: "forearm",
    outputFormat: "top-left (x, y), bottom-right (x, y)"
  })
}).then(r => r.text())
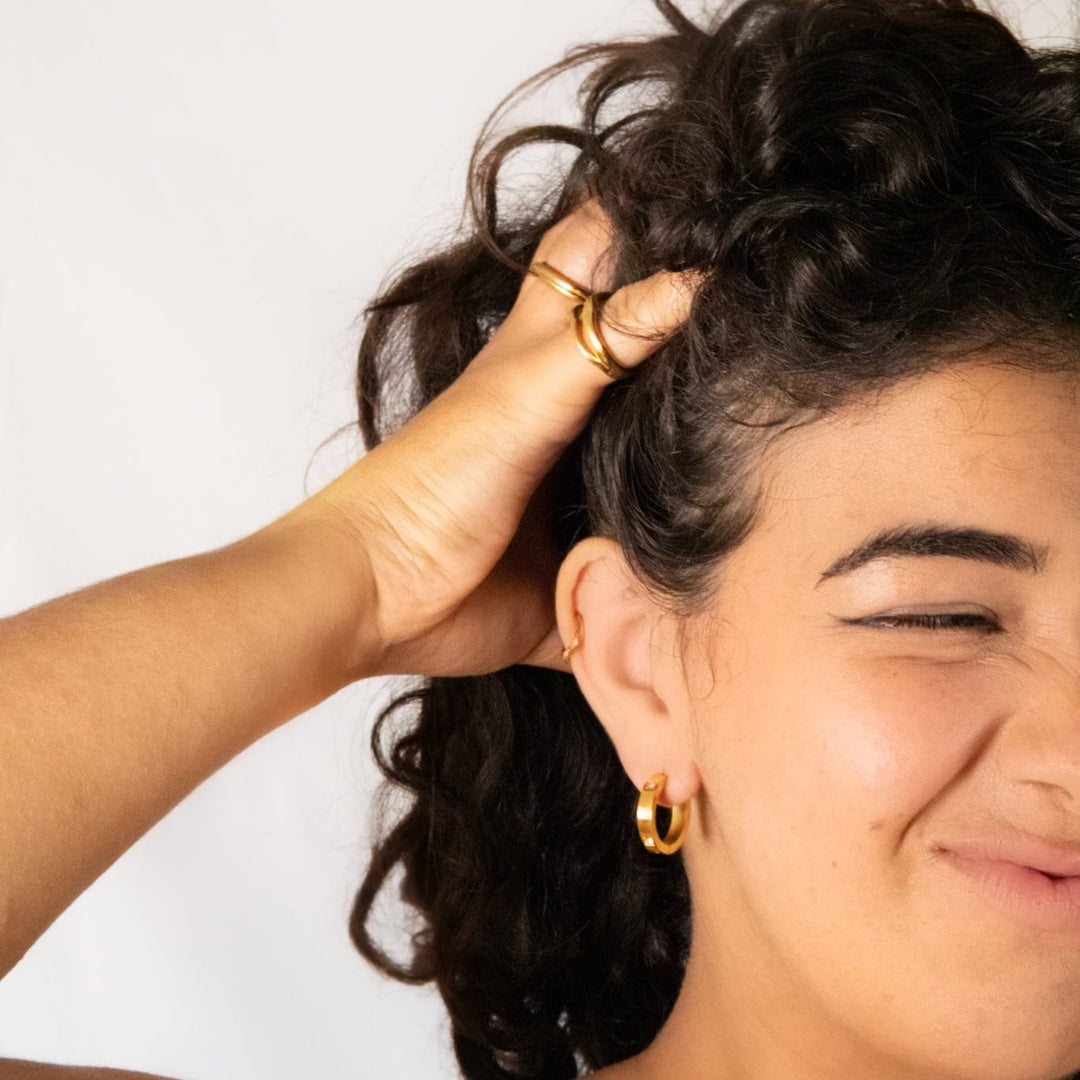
top-left (0, 1058), bottom-right (179, 1078)
top-left (0, 506), bottom-right (377, 979)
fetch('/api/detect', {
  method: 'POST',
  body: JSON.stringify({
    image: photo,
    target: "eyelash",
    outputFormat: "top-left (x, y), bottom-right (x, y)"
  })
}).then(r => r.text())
top-left (868, 613), bottom-right (999, 633)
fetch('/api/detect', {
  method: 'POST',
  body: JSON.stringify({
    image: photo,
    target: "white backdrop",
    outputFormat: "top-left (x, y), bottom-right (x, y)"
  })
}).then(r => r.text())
top-left (0, 1), bottom-right (1075, 1078)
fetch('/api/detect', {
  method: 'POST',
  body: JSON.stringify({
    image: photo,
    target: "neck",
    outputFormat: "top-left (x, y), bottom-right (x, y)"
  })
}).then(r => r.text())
top-left (618, 877), bottom-right (950, 1080)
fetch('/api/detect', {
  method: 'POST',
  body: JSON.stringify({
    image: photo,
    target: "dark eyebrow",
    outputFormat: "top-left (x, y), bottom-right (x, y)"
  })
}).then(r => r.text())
top-left (816, 523), bottom-right (1050, 588)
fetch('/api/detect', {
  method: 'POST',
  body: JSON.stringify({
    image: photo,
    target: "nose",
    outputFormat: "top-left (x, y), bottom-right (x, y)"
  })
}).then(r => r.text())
top-left (996, 661), bottom-right (1080, 808)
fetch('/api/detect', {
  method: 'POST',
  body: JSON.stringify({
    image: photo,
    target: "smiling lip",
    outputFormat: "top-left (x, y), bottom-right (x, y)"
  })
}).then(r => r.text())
top-left (936, 830), bottom-right (1080, 878)
top-left (934, 850), bottom-right (1080, 932)
top-left (933, 828), bottom-right (1080, 933)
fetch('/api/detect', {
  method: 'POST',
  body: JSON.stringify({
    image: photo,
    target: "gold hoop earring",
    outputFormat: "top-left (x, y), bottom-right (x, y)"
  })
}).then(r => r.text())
top-left (636, 772), bottom-right (691, 855)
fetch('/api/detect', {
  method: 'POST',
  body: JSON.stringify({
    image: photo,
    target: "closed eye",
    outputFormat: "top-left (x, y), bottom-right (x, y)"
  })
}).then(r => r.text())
top-left (865, 613), bottom-right (1000, 633)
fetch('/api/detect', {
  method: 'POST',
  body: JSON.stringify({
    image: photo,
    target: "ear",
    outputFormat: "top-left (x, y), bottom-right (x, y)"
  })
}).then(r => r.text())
top-left (554, 536), bottom-right (702, 807)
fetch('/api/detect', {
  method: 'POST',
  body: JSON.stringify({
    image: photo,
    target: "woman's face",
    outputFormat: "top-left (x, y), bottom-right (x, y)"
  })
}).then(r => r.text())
top-left (576, 358), bottom-right (1080, 1079)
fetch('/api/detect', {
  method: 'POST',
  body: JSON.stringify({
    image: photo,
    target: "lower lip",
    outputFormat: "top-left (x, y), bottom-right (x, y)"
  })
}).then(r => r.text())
top-left (936, 849), bottom-right (1080, 933)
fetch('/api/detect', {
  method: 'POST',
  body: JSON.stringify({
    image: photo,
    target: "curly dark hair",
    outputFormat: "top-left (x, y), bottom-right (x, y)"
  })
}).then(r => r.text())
top-left (344, 0), bottom-right (1080, 1076)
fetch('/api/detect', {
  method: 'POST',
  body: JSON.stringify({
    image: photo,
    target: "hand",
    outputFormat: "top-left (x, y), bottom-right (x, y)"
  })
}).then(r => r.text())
top-left (309, 198), bottom-right (704, 678)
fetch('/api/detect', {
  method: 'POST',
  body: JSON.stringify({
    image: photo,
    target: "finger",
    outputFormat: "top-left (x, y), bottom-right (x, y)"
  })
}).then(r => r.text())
top-left (589, 267), bottom-right (708, 371)
top-left (535, 265), bottom-right (706, 401)
top-left (513, 197), bottom-right (616, 329)
top-left (483, 264), bottom-right (707, 447)
top-left (533, 196), bottom-right (616, 293)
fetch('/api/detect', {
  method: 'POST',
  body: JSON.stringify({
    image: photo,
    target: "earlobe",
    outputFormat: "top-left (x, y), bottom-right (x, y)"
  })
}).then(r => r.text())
top-left (554, 537), bottom-right (701, 807)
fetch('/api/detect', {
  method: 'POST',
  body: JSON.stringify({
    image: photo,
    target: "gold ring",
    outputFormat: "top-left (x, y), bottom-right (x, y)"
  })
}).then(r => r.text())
top-left (528, 260), bottom-right (592, 304)
top-left (572, 292), bottom-right (633, 381)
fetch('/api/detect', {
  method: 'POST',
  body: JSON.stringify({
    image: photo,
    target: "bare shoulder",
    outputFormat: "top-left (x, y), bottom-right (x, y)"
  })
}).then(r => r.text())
top-left (0, 1060), bottom-right (181, 1080)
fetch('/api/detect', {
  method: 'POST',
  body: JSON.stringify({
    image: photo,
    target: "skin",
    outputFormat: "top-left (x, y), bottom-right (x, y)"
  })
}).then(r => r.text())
top-left (324, 197), bottom-right (704, 679)
top-left (556, 358), bottom-right (1080, 1080)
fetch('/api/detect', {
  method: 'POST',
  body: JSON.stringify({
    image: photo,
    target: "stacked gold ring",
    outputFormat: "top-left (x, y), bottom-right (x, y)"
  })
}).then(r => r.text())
top-left (528, 260), bottom-right (633, 381)
top-left (528, 260), bottom-right (591, 304)
top-left (572, 292), bottom-right (632, 381)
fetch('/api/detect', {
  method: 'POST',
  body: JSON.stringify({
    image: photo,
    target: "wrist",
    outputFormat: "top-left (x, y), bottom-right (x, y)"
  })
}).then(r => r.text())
top-left (249, 499), bottom-right (386, 689)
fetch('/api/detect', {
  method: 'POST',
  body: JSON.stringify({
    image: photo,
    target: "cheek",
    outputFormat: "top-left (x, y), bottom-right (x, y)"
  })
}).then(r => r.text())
top-left (807, 660), bottom-right (978, 808)
top-left (811, 656), bottom-right (1010, 811)
top-left (697, 651), bottom-right (1001, 876)
top-left (794, 660), bottom-right (1010, 839)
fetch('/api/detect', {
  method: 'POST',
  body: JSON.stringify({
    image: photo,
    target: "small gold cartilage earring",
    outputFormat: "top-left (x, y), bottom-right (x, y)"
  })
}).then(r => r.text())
top-left (561, 614), bottom-right (583, 662)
